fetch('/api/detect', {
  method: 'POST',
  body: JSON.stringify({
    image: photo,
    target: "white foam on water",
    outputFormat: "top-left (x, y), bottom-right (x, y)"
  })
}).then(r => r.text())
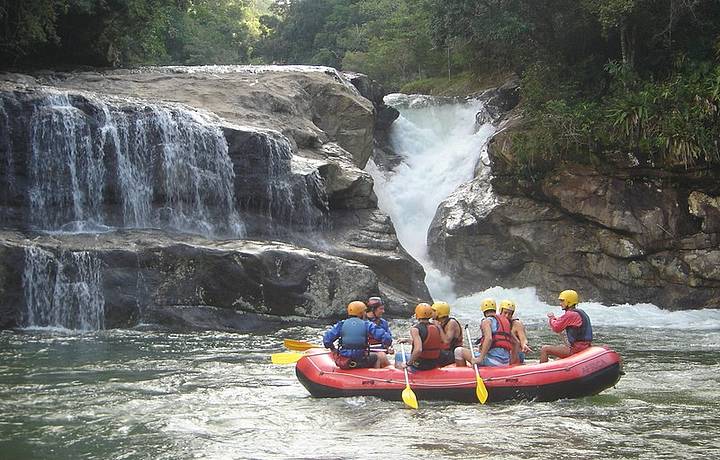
top-left (367, 96), bottom-right (495, 300)
top-left (448, 286), bottom-right (720, 331)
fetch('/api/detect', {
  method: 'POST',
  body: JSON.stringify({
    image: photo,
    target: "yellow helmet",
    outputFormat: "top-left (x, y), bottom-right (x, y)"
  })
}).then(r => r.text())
top-left (347, 301), bottom-right (367, 317)
top-left (480, 298), bottom-right (497, 313)
top-left (415, 303), bottom-right (434, 319)
top-left (558, 290), bottom-right (579, 307)
top-left (431, 301), bottom-right (450, 318)
top-left (499, 299), bottom-right (516, 312)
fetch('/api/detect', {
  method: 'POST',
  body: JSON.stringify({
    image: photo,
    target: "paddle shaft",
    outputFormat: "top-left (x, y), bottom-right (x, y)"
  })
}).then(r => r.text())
top-left (465, 326), bottom-right (482, 380)
top-left (285, 338), bottom-right (385, 352)
top-left (400, 342), bottom-right (411, 387)
top-left (465, 324), bottom-right (489, 404)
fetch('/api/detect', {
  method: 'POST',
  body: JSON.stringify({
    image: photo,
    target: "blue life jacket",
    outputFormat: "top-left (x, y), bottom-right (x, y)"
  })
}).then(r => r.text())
top-left (566, 308), bottom-right (593, 345)
top-left (340, 317), bottom-right (368, 350)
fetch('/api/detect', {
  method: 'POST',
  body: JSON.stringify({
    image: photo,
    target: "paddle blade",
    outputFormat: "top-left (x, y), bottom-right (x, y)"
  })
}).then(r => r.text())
top-left (475, 374), bottom-right (489, 404)
top-left (283, 339), bottom-right (317, 351)
top-left (271, 351), bottom-right (305, 365)
top-left (402, 384), bottom-right (419, 409)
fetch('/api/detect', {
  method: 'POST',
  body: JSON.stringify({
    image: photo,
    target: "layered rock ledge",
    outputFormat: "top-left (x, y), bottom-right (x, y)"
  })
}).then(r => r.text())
top-left (0, 66), bottom-right (429, 329)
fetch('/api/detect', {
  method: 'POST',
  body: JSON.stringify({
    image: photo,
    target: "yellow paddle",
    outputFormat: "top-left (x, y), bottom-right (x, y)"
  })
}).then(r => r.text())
top-left (284, 338), bottom-right (385, 352)
top-left (271, 350), bottom-right (327, 364)
top-left (465, 325), bottom-right (489, 404)
top-left (284, 339), bottom-right (320, 351)
top-left (399, 343), bottom-right (418, 409)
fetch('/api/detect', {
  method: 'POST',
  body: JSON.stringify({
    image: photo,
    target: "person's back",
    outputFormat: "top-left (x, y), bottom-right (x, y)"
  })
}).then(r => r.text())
top-left (454, 299), bottom-right (511, 367)
top-left (323, 300), bottom-right (392, 369)
top-left (479, 313), bottom-right (512, 366)
top-left (397, 303), bottom-right (447, 371)
top-left (499, 299), bottom-right (532, 364)
top-left (432, 301), bottom-right (463, 366)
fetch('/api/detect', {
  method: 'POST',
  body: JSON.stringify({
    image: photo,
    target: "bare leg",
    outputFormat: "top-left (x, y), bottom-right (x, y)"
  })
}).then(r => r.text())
top-left (540, 345), bottom-right (572, 363)
top-left (454, 347), bottom-right (475, 367)
top-left (510, 343), bottom-right (520, 365)
top-left (374, 352), bottom-right (389, 368)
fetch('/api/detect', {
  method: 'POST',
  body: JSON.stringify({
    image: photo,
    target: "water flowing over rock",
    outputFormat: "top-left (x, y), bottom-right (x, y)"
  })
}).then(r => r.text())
top-left (0, 67), bottom-right (430, 330)
top-left (225, 128), bottom-right (327, 235)
top-left (23, 246), bottom-right (105, 330)
top-left (427, 80), bottom-right (720, 309)
top-left (3, 88), bottom-right (244, 236)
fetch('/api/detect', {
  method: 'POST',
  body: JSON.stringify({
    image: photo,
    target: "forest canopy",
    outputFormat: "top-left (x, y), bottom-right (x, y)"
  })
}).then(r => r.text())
top-left (2, 0), bottom-right (719, 172)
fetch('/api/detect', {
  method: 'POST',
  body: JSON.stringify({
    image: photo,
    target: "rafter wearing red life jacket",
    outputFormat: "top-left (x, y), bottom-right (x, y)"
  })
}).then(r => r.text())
top-left (481, 314), bottom-right (513, 351)
top-left (411, 321), bottom-right (444, 370)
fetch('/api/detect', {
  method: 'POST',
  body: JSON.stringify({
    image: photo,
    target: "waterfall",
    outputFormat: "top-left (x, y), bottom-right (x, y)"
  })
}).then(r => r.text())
top-left (22, 246), bottom-right (105, 330)
top-left (367, 95), bottom-right (497, 299)
top-left (0, 98), bottom-right (16, 207)
top-left (234, 133), bottom-right (327, 234)
top-left (25, 91), bottom-right (244, 237)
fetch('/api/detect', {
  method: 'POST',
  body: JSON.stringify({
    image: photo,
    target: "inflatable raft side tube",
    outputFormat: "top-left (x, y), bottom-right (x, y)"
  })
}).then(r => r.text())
top-left (295, 362), bottom-right (621, 403)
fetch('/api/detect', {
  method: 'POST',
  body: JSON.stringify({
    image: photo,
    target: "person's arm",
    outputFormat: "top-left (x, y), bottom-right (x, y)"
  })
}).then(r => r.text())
top-left (476, 319), bottom-right (493, 364)
top-left (513, 321), bottom-right (532, 353)
top-left (400, 328), bottom-right (422, 368)
top-left (437, 323), bottom-right (449, 346)
top-left (548, 310), bottom-right (581, 333)
top-left (450, 320), bottom-right (463, 346)
top-left (323, 322), bottom-right (342, 350)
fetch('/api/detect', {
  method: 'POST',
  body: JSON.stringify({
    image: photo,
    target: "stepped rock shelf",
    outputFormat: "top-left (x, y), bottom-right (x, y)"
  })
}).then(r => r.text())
top-left (0, 66), bottom-right (427, 330)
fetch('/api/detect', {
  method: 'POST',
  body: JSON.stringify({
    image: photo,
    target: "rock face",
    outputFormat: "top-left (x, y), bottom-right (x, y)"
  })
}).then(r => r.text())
top-left (0, 230), bottom-right (383, 330)
top-left (428, 80), bottom-right (720, 309)
top-left (0, 66), bottom-right (430, 330)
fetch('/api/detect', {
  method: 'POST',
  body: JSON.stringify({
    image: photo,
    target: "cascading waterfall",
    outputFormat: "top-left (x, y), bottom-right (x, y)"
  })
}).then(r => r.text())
top-left (26, 91), bottom-right (244, 237)
top-left (0, 98), bottom-right (16, 206)
top-left (22, 246), bottom-right (105, 330)
top-left (29, 94), bottom-right (106, 231)
top-left (367, 95), bottom-right (496, 299)
top-left (234, 133), bottom-right (327, 234)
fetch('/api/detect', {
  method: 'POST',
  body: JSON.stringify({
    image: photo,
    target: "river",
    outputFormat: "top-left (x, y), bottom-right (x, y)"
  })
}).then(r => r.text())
top-left (2, 295), bottom-right (720, 459)
top-left (2, 96), bottom-right (719, 459)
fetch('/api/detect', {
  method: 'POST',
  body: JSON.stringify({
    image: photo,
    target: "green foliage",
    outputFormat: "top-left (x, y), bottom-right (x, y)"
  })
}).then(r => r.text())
top-left (256, 0), bottom-right (448, 90)
top-left (0, 0), bottom-right (263, 68)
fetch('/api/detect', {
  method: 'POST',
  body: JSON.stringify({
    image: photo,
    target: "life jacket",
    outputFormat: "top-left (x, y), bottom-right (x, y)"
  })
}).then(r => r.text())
top-left (340, 317), bottom-right (368, 350)
top-left (415, 322), bottom-right (443, 360)
top-left (440, 317), bottom-right (463, 351)
top-left (566, 308), bottom-right (593, 345)
top-left (480, 315), bottom-right (513, 351)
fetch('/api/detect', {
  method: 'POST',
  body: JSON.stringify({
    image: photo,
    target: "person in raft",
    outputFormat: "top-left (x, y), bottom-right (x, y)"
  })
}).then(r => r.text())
top-left (431, 301), bottom-right (463, 366)
top-left (366, 296), bottom-right (391, 348)
top-left (540, 289), bottom-right (593, 363)
top-left (323, 300), bottom-right (393, 369)
top-left (454, 298), bottom-right (513, 367)
top-left (396, 303), bottom-right (448, 371)
top-left (498, 299), bottom-right (532, 364)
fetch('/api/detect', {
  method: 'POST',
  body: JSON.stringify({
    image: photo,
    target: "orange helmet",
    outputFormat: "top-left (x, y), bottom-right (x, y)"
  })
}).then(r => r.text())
top-left (347, 301), bottom-right (367, 317)
top-left (415, 303), bottom-right (434, 319)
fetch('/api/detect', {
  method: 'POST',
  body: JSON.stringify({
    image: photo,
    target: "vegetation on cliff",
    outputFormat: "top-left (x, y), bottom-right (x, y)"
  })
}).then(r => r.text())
top-left (2, 1), bottom-right (718, 175)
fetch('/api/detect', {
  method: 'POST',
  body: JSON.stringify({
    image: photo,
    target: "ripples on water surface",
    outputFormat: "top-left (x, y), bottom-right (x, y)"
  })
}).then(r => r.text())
top-left (1, 298), bottom-right (720, 459)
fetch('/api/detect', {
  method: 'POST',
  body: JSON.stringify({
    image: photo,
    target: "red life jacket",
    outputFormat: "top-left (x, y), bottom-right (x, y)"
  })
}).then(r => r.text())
top-left (480, 314), bottom-right (513, 351)
top-left (440, 317), bottom-right (463, 351)
top-left (415, 322), bottom-right (443, 360)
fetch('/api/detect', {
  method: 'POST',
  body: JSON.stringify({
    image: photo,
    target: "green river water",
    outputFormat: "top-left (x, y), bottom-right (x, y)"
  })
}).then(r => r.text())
top-left (2, 297), bottom-right (719, 460)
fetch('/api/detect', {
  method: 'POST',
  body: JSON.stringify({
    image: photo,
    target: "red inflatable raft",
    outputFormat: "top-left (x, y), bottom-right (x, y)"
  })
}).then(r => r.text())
top-left (296, 346), bottom-right (622, 403)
